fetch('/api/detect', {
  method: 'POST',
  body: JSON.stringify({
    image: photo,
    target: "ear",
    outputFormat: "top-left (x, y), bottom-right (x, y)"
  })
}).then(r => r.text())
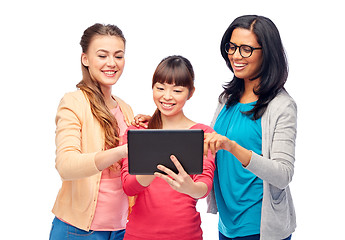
top-left (81, 53), bottom-right (89, 67)
top-left (188, 87), bottom-right (195, 100)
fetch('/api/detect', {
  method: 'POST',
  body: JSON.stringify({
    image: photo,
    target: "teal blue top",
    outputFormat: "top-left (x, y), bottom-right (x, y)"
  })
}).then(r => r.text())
top-left (213, 102), bottom-right (263, 238)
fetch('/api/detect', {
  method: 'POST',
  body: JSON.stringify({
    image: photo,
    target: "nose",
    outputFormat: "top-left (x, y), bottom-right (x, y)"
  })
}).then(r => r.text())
top-left (107, 57), bottom-right (116, 67)
top-left (163, 90), bottom-right (172, 100)
top-left (232, 47), bottom-right (242, 59)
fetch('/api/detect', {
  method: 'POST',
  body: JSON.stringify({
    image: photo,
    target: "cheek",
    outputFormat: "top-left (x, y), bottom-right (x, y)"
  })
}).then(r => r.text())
top-left (176, 94), bottom-right (189, 105)
top-left (152, 91), bottom-right (160, 102)
top-left (117, 60), bottom-right (125, 69)
top-left (251, 57), bottom-right (263, 73)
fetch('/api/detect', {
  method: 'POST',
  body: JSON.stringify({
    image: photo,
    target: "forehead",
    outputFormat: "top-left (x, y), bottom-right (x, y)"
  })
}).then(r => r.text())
top-left (88, 35), bottom-right (125, 53)
top-left (230, 28), bottom-right (259, 46)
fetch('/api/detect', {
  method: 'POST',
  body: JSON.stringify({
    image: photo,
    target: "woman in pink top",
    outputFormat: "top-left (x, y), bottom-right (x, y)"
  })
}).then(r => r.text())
top-left (121, 55), bottom-right (215, 240)
top-left (50, 23), bottom-right (134, 240)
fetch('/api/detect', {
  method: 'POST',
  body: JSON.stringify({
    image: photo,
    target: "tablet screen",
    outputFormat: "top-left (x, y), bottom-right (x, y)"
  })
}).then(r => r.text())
top-left (127, 129), bottom-right (204, 175)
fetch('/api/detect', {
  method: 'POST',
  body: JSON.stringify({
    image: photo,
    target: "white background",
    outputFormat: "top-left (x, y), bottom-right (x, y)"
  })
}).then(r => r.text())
top-left (0, 0), bottom-right (344, 239)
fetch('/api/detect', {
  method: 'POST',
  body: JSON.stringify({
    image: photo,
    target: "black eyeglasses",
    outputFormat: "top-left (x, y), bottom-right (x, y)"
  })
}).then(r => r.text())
top-left (225, 42), bottom-right (262, 58)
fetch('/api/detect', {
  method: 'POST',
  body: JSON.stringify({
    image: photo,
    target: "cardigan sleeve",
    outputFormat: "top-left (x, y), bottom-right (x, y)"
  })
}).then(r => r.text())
top-left (55, 92), bottom-right (100, 181)
top-left (245, 95), bottom-right (297, 189)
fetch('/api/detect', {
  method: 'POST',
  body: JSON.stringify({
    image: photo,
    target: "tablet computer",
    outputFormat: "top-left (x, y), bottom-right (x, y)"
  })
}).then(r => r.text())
top-left (127, 129), bottom-right (204, 175)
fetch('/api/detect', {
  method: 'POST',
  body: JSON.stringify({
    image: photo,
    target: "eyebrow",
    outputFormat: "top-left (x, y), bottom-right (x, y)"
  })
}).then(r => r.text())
top-left (96, 49), bottom-right (125, 54)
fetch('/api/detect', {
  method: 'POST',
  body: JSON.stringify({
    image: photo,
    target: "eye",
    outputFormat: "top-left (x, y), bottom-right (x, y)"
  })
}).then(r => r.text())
top-left (98, 55), bottom-right (107, 58)
top-left (115, 55), bottom-right (124, 59)
top-left (228, 43), bottom-right (237, 51)
top-left (241, 46), bottom-right (252, 53)
top-left (173, 86), bottom-right (186, 93)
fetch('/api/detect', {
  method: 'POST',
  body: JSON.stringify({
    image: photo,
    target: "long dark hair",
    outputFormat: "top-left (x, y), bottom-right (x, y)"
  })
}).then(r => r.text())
top-left (77, 23), bottom-right (126, 148)
top-left (148, 55), bottom-right (195, 129)
top-left (219, 15), bottom-right (288, 120)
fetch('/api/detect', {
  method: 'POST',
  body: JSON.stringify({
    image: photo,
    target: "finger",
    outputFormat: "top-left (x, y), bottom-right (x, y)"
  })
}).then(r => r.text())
top-left (131, 120), bottom-right (138, 127)
top-left (208, 138), bottom-right (217, 156)
top-left (215, 138), bottom-right (224, 152)
top-left (203, 134), bottom-right (210, 156)
top-left (204, 132), bottom-right (217, 156)
top-left (134, 114), bottom-right (143, 121)
top-left (154, 171), bottom-right (179, 188)
top-left (154, 171), bottom-right (172, 182)
top-left (203, 141), bottom-right (209, 157)
top-left (157, 164), bottom-right (179, 180)
top-left (170, 155), bottom-right (187, 176)
top-left (138, 121), bottom-right (148, 128)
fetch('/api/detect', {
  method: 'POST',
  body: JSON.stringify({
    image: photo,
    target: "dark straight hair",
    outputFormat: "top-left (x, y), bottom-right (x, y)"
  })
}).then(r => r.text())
top-left (219, 15), bottom-right (288, 120)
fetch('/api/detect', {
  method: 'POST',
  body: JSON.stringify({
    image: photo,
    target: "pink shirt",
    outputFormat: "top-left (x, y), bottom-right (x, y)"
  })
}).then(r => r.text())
top-left (121, 123), bottom-right (215, 240)
top-left (90, 105), bottom-right (129, 231)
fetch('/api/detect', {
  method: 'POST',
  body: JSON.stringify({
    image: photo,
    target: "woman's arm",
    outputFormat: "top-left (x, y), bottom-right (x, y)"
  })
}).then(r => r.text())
top-left (121, 156), bottom-right (156, 196)
top-left (55, 93), bottom-right (101, 181)
top-left (204, 132), bottom-right (252, 167)
top-left (246, 100), bottom-right (297, 189)
top-left (94, 144), bottom-right (128, 171)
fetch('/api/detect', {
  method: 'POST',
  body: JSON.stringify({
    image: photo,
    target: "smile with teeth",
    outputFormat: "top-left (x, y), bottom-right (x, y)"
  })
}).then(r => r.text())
top-left (233, 62), bottom-right (247, 70)
top-left (103, 70), bottom-right (117, 76)
top-left (161, 102), bottom-right (175, 109)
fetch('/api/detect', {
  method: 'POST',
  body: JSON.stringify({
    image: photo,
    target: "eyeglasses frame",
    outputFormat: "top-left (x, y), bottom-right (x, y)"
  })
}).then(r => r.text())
top-left (225, 42), bottom-right (262, 58)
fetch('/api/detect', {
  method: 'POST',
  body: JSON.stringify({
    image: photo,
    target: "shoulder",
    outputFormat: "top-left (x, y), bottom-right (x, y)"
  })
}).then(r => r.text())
top-left (270, 89), bottom-right (296, 108)
top-left (266, 89), bottom-right (297, 116)
top-left (60, 90), bottom-right (88, 106)
top-left (191, 123), bottom-right (214, 133)
top-left (56, 90), bottom-right (92, 123)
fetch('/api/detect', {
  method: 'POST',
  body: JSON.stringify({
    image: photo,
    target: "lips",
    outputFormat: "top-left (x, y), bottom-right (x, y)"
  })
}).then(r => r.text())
top-left (232, 62), bottom-right (247, 71)
top-left (160, 102), bottom-right (175, 110)
top-left (102, 70), bottom-right (117, 77)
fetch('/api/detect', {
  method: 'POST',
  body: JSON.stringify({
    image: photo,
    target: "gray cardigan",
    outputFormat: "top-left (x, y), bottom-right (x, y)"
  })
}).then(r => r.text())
top-left (206, 90), bottom-right (297, 240)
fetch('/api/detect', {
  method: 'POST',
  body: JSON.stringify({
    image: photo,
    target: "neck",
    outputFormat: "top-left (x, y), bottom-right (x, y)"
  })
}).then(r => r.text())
top-left (240, 78), bottom-right (260, 103)
top-left (101, 85), bottom-right (117, 109)
top-left (161, 111), bottom-right (195, 129)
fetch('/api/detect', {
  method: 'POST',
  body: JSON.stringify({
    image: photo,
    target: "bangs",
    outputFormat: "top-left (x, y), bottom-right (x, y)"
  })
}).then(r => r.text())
top-left (152, 59), bottom-right (194, 89)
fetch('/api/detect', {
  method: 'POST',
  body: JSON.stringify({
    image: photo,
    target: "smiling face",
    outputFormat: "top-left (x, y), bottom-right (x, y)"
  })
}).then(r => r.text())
top-left (152, 82), bottom-right (193, 118)
top-left (228, 28), bottom-right (263, 81)
top-left (81, 35), bottom-right (125, 92)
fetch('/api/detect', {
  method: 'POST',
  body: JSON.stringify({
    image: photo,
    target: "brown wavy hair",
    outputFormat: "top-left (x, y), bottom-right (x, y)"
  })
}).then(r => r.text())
top-left (76, 23), bottom-right (126, 149)
top-left (148, 55), bottom-right (195, 129)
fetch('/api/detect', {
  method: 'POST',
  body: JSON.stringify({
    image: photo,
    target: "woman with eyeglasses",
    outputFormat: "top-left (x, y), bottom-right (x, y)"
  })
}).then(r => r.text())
top-left (203, 15), bottom-right (296, 240)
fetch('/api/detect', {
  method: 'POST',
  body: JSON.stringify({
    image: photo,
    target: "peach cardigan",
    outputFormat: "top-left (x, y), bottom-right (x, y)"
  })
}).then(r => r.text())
top-left (52, 90), bottom-right (134, 231)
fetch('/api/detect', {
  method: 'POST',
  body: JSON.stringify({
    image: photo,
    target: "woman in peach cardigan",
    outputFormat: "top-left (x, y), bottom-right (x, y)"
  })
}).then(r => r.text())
top-left (49, 23), bottom-right (134, 240)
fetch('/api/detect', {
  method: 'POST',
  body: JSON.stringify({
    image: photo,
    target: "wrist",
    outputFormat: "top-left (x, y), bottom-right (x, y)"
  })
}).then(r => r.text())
top-left (227, 139), bottom-right (236, 153)
top-left (189, 182), bottom-right (207, 199)
top-left (118, 144), bottom-right (128, 159)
